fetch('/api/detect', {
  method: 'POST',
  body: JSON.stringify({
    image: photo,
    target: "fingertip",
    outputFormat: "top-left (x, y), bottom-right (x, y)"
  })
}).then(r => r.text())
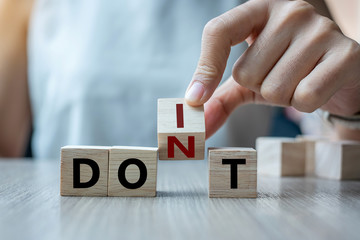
top-left (185, 81), bottom-right (206, 106)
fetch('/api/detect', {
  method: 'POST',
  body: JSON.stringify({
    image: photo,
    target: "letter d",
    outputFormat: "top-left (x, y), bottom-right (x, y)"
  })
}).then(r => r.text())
top-left (73, 158), bottom-right (100, 188)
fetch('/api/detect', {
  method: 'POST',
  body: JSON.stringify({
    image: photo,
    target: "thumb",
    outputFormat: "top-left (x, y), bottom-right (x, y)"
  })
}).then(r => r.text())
top-left (205, 77), bottom-right (265, 139)
top-left (185, 0), bottom-right (269, 106)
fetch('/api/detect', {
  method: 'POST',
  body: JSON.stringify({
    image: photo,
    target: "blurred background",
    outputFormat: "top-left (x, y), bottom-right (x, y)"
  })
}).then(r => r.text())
top-left (0, 0), bottom-right (358, 159)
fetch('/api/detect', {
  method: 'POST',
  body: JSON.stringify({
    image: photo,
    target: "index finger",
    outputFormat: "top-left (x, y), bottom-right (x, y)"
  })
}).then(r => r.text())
top-left (185, 0), bottom-right (270, 106)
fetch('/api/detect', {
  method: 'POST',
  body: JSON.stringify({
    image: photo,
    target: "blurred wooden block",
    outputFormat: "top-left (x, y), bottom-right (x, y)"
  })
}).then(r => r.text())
top-left (256, 137), bottom-right (306, 176)
top-left (315, 141), bottom-right (360, 180)
top-left (158, 98), bottom-right (205, 160)
top-left (60, 146), bottom-right (109, 196)
top-left (296, 135), bottom-right (328, 176)
top-left (108, 147), bottom-right (158, 197)
top-left (208, 147), bottom-right (257, 198)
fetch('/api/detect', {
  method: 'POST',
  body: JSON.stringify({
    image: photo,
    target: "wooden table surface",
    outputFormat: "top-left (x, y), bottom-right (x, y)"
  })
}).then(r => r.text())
top-left (1, 159), bottom-right (360, 240)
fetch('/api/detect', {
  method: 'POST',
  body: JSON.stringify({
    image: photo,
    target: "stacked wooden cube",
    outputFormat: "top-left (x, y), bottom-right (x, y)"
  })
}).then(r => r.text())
top-left (256, 136), bottom-right (360, 180)
top-left (61, 98), bottom-right (257, 198)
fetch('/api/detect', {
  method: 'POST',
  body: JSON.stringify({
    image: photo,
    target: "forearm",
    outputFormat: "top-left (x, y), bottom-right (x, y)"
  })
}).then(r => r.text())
top-left (0, 0), bottom-right (33, 157)
top-left (0, 56), bottom-right (31, 157)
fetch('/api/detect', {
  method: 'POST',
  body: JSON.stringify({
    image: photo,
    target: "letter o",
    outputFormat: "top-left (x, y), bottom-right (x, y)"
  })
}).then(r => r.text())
top-left (118, 158), bottom-right (147, 189)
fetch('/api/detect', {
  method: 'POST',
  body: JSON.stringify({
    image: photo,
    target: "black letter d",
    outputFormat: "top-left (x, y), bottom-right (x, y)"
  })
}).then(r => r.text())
top-left (73, 158), bottom-right (100, 188)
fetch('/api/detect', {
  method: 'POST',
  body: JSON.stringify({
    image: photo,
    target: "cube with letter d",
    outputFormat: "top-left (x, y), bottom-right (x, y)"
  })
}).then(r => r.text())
top-left (60, 146), bottom-right (110, 196)
top-left (157, 98), bottom-right (205, 160)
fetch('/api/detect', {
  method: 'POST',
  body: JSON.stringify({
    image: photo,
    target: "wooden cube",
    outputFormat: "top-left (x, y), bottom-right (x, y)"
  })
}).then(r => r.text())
top-left (256, 137), bottom-right (306, 176)
top-left (108, 147), bottom-right (158, 197)
top-left (208, 147), bottom-right (257, 198)
top-left (315, 141), bottom-right (360, 180)
top-left (157, 98), bottom-right (205, 160)
top-left (60, 146), bottom-right (109, 196)
top-left (296, 135), bottom-right (328, 176)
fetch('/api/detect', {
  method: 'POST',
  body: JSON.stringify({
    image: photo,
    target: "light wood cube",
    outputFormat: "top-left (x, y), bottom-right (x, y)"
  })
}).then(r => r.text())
top-left (296, 135), bottom-right (328, 176)
top-left (108, 147), bottom-right (158, 197)
top-left (256, 137), bottom-right (306, 176)
top-left (315, 141), bottom-right (360, 180)
top-left (60, 146), bottom-right (110, 196)
top-left (208, 147), bottom-right (257, 198)
top-left (157, 98), bottom-right (205, 160)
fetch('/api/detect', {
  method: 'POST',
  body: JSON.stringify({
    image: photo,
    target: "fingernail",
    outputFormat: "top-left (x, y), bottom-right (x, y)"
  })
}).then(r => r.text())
top-left (185, 82), bottom-right (205, 103)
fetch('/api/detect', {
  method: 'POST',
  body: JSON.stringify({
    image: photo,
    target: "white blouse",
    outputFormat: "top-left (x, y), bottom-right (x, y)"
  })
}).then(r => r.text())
top-left (28, 0), bottom-right (272, 158)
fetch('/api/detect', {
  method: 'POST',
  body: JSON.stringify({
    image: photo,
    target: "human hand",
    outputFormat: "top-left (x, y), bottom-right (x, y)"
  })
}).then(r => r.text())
top-left (185, 0), bottom-right (360, 139)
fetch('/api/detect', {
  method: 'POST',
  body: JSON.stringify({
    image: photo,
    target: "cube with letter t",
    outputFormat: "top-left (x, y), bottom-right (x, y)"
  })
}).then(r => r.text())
top-left (157, 98), bottom-right (205, 160)
top-left (60, 146), bottom-right (110, 196)
top-left (209, 148), bottom-right (257, 198)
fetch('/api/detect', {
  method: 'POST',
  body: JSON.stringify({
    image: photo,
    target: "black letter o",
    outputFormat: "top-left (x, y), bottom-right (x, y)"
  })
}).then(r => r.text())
top-left (118, 158), bottom-right (147, 189)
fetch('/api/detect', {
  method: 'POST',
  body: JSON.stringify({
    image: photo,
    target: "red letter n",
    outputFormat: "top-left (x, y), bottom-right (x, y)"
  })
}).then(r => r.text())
top-left (168, 136), bottom-right (195, 158)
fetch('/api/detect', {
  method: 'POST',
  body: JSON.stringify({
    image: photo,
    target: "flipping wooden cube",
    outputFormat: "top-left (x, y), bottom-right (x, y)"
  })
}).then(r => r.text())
top-left (157, 98), bottom-right (205, 160)
top-left (315, 141), bottom-right (360, 180)
top-left (208, 148), bottom-right (257, 198)
top-left (60, 146), bottom-right (110, 196)
top-left (256, 137), bottom-right (306, 176)
top-left (108, 147), bottom-right (158, 197)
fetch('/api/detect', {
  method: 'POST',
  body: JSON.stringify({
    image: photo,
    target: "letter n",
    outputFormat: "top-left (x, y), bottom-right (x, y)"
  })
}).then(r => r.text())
top-left (167, 136), bottom-right (195, 158)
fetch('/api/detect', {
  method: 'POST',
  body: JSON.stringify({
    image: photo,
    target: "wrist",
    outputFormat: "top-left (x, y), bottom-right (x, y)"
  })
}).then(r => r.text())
top-left (325, 112), bottom-right (360, 130)
top-left (334, 124), bottom-right (360, 141)
top-left (323, 111), bottom-right (360, 141)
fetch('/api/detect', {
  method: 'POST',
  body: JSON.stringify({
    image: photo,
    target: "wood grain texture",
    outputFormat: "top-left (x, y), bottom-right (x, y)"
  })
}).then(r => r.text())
top-left (60, 146), bottom-right (109, 196)
top-left (297, 136), bottom-right (329, 176)
top-left (208, 147), bottom-right (257, 198)
top-left (1, 159), bottom-right (360, 240)
top-left (108, 147), bottom-right (158, 197)
top-left (158, 98), bottom-right (205, 160)
top-left (315, 141), bottom-right (360, 180)
top-left (257, 137), bottom-right (306, 176)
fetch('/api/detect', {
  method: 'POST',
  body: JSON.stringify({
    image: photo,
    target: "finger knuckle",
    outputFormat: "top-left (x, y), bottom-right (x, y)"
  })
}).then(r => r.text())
top-left (260, 83), bottom-right (289, 105)
top-left (317, 16), bottom-right (339, 32)
top-left (292, 87), bottom-right (320, 113)
top-left (343, 39), bottom-right (360, 64)
top-left (308, 17), bottom-right (339, 45)
top-left (196, 61), bottom-right (221, 81)
top-left (232, 65), bottom-right (258, 89)
top-left (350, 40), bottom-right (360, 57)
top-left (282, 0), bottom-right (315, 23)
top-left (203, 17), bottom-right (227, 38)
